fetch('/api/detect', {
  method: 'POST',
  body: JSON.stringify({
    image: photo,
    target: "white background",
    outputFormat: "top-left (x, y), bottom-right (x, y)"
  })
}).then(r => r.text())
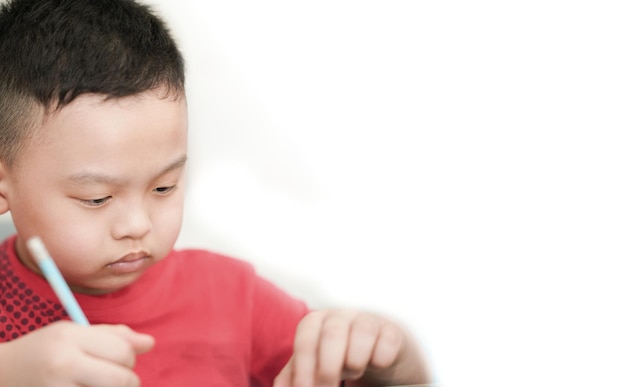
top-left (3, 1), bottom-right (625, 386)
top-left (151, 1), bottom-right (626, 386)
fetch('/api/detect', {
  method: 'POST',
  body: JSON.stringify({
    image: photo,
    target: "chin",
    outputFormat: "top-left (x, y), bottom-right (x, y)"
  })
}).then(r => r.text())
top-left (70, 274), bottom-right (143, 295)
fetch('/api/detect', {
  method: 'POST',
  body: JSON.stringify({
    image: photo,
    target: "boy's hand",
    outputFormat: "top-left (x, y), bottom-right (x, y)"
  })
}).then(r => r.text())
top-left (0, 321), bottom-right (154, 387)
top-left (273, 309), bottom-right (430, 387)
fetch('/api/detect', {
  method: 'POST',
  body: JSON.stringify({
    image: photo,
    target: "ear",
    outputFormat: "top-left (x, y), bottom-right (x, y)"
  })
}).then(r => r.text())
top-left (0, 161), bottom-right (11, 215)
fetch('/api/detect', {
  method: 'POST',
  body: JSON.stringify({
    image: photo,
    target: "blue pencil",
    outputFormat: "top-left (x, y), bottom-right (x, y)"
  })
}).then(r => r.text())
top-left (26, 236), bottom-right (90, 326)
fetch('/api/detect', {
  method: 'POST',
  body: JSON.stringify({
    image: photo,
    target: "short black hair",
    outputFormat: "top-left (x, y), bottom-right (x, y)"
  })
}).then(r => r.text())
top-left (0, 0), bottom-right (185, 166)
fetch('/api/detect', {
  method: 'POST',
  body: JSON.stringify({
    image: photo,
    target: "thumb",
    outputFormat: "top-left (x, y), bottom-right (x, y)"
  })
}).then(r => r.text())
top-left (125, 330), bottom-right (154, 355)
top-left (94, 324), bottom-right (155, 354)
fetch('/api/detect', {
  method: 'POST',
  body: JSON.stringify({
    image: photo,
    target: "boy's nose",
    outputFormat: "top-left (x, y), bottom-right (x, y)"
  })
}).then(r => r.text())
top-left (111, 202), bottom-right (152, 240)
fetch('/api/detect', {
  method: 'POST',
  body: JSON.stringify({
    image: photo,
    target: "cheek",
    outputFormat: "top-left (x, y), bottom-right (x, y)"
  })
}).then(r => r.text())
top-left (60, 210), bottom-right (110, 245)
top-left (45, 221), bottom-right (105, 263)
top-left (12, 197), bottom-right (93, 249)
top-left (152, 197), bottom-right (184, 249)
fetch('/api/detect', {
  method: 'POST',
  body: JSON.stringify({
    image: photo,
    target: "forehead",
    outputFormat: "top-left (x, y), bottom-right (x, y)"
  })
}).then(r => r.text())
top-left (15, 91), bottom-right (188, 176)
top-left (38, 90), bottom-right (186, 140)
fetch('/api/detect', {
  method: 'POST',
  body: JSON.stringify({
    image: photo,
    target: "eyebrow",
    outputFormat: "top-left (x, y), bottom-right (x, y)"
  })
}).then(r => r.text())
top-left (67, 154), bottom-right (188, 185)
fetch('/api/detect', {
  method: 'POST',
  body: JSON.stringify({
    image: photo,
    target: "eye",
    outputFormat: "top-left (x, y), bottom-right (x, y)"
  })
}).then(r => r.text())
top-left (79, 196), bottom-right (112, 208)
top-left (154, 185), bottom-right (176, 195)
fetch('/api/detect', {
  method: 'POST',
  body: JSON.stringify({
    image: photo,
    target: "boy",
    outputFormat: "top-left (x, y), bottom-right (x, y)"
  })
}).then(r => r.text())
top-left (0, 0), bottom-right (431, 385)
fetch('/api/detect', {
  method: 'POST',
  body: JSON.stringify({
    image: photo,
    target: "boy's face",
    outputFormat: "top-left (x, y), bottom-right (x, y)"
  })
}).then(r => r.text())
top-left (3, 90), bottom-right (188, 294)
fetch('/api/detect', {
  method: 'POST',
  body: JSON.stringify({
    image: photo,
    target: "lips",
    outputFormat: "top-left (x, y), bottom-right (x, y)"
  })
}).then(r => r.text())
top-left (110, 252), bottom-right (149, 265)
top-left (106, 251), bottom-right (151, 274)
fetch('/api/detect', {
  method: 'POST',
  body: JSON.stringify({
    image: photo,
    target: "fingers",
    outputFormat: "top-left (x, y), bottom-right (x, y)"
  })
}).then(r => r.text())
top-left (93, 324), bottom-right (155, 355)
top-left (272, 357), bottom-right (293, 387)
top-left (342, 313), bottom-right (380, 378)
top-left (290, 311), bottom-right (325, 386)
top-left (78, 326), bottom-right (137, 369)
top-left (342, 313), bottom-right (404, 380)
top-left (277, 310), bottom-right (347, 386)
top-left (4, 321), bottom-right (151, 387)
top-left (368, 321), bottom-right (403, 369)
top-left (316, 313), bottom-right (351, 382)
top-left (77, 324), bottom-right (153, 387)
top-left (76, 324), bottom-right (153, 370)
top-left (276, 310), bottom-right (405, 386)
top-left (73, 355), bottom-right (142, 387)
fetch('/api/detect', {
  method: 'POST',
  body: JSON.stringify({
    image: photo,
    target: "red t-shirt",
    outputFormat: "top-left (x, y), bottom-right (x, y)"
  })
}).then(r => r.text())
top-left (0, 235), bottom-right (308, 386)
